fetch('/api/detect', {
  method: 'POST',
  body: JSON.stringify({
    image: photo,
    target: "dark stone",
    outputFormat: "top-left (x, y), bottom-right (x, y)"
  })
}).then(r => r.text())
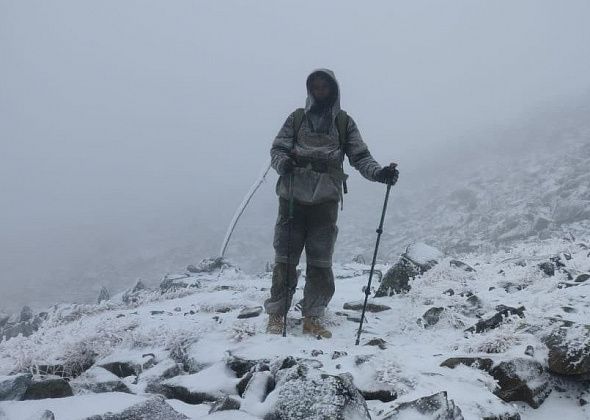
top-left (264, 372), bottom-right (370, 420)
top-left (355, 355), bottom-right (373, 366)
top-left (70, 367), bottom-right (131, 394)
top-left (466, 295), bottom-right (481, 307)
top-left (382, 391), bottom-right (464, 420)
top-left (158, 383), bottom-right (219, 404)
top-left (545, 326), bottom-right (590, 380)
top-left (236, 372), bottom-right (253, 397)
top-left (22, 377), bottom-right (73, 400)
top-left (443, 288), bottom-right (455, 296)
top-left (311, 349), bottom-right (323, 357)
top-left (242, 371), bottom-right (275, 403)
top-left (237, 306), bottom-right (263, 319)
top-left (490, 359), bottom-right (551, 408)
top-left (440, 357), bottom-right (494, 372)
top-left (575, 273), bottom-right (590, 283)
top-left (343, 301), bottom-right (391, 313)
top-left (364, 338), bottom-right (387, 350)
top-left (465, 305), bottom-right (526, 333)
top-left (360, 388), bottom-right (397, 402)
top-left (186, 257), bottom-right (232, 273)
top-left (525, 345), bottom-right (535, 357)
top-left (150, 310), bottom-right (165, 315)
top-left (450, 260), bottom-right (475, 272)
top-left (374, 257), bottom-right (421, 297)
top-left (209, 395), bottom-right (241, 413)
top-left (0, 373), bottom-right (32, 401)
top-left (538, 262), bottom-right (555, 276)
top-left (482, 414), bottom-right (521, 420)
top-left (100, 362), bottom-right (139, 378)
top-left (422, 307), bottom-right (445, 328)
top-left (226, 355), bottom-right (266, 378)
top-left (331, 351), bottom-right (347, 360)
top-left (85, 395), bottom-right (188, 420)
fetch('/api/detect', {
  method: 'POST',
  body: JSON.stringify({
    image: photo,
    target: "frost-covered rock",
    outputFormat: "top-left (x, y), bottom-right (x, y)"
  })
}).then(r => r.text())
top-left (98, 352), bottom-right (157, 378)
top-left (159, 274), bottom-right (201, 293)
top-left (264, 369), bottom-right (370, 420)
top-left (27, 410), bottom-right (56, 420)
top-left (545, 324), bottom-right (590, 380)
top-left (97, 287), bottom-right (110, 304)
top-left (70, 367), bottom-right (131, 394)
top-left (343, 300), bottom-right (391, 313)
top-left (237, 306), bottom-right (263, 319)
top-left (421, 307), bottom-right (445, 328)
top-left (83, 395), bottom-right (188, 420)
top-left (490, 358), bottom-right (551, 408)
top-left (121, 280), bottom-right (150, 305)
top-left (22, 376), bottom-right (73, 400)
top-left (449, 260), bottom-right (475, 272)
top-left (209, 395), bottom-right (241, 414)
top-left (0, 373), bottom-right (32, 401)
top-left (375, 243), bottom-right (442, 297)
top-left (440, 357), bottom-right (493, 372)
top-left (242, 371), bottom-right (274, 403)
top-left (186, 257), bottom-right (233, 274)
top-left (382, 391), bottom-right (464, 420)
top-left (465, 305), bottom-right (525, 334)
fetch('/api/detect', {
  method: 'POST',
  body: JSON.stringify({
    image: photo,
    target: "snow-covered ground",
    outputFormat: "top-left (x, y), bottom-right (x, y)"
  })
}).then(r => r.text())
top-left (1, 236), bottom-right (589, 419)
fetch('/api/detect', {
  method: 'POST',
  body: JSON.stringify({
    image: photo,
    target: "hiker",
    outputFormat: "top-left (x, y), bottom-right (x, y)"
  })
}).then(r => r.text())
top-left (264, 69), bottom-right (399, 338)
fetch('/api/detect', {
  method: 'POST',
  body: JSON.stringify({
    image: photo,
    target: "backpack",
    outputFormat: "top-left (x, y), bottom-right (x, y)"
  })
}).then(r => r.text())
top-left (292, 108), bottom-right (349, 194)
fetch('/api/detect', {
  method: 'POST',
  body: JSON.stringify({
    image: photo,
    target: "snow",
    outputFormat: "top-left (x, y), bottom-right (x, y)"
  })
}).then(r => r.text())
top-left (0, 236), bottom-right (589, 419)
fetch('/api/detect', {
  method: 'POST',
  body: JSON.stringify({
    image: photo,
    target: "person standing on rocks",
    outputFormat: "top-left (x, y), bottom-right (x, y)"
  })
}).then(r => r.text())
top-left (264, 68), bottom-right (399, 338)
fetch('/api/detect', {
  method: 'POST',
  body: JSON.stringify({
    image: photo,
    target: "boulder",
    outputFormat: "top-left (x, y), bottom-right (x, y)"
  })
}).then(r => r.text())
top-left (70, 367), bottom-right (131, 394)
top-left (382, 391), bottom-right (464, 420)
top-left (209, 395), bottom-right (241, 414)
top-left (421, 307), bottom-right (445, 328)
top-left (186, 257), bottom-right (232, 273)
top-left (22, 377), bottom-right (73, 400)
top-left (465, 305), bottom-right (525, 334)
top-left (544, 325), bottom-right (590, 380)
top-left (359, 388), bottom-right (397, 402)
top-left (159, 274), bottom-right (201, 293)
top-left (440, 357), bottom-right (493, 372)
top-left (83, 395), bottom-right (189, 420)
top-left (0, 373), bottom-right (32, 401)
top-left (264, 369), bottom-right (370, 420)
top-left (490, 358), bottom-right (551, 408)
top-left (242, 371), bottom-right (275, 403)
top-left (538, 262), bottom-right (555, 277)
top-left (575, 273), bottom-right (590, 283)
top-left (375, 243), bottom-right (441, 297)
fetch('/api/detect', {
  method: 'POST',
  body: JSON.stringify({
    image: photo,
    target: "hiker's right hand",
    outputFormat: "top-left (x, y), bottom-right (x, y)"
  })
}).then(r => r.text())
top-left (280, 158), bottom-right (296, 175)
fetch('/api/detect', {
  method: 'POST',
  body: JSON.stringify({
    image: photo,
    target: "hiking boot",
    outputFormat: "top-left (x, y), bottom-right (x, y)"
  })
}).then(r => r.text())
top-left (303, 316), bottom-right (332, 339)
top-left (266, 314), bottom-right (284, 335)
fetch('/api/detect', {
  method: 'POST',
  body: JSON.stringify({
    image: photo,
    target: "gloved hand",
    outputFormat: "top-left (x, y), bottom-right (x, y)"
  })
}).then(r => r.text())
top-left (375, 163), bottom-right (399, 185)
top-left (280, 158), bottom-right (296, 175)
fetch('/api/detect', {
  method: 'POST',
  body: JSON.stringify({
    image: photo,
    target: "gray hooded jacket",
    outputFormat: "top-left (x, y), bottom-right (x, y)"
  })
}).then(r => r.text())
top-left (271, 68), bottom-right (382, 204)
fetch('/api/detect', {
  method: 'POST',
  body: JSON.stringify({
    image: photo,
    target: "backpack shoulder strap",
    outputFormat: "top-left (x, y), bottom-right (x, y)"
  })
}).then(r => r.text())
top-left (293, 108), bottom-right (305, 138)
top-left (335, 110), bottom-right (349, 147)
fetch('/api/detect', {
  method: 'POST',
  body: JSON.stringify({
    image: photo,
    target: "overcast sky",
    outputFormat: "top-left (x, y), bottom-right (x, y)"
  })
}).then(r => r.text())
top-left (1, 0), bottom-right (590, 311)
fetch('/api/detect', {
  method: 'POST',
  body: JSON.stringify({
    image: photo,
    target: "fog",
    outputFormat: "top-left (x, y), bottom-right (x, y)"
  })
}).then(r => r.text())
top-left (2, 0), bottom-right (590, 312)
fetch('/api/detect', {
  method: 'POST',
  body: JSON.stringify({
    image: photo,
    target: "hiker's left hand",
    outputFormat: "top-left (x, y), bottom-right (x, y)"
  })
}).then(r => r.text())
top-left (375, 163), bottom-right (399, 185)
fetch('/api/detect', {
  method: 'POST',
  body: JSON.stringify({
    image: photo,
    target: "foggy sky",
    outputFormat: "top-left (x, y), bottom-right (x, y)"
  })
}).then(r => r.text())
top-left (2, 0), bottom-right (590, 311)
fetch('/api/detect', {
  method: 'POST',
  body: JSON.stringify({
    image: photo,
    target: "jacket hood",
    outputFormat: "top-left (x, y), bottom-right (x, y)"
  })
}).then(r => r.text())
top-left (305, 68), bottom-right (341, 118)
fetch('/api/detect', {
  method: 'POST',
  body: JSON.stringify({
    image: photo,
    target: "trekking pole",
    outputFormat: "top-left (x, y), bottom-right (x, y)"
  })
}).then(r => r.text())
top-left (355, 179), bottom-right (393, 345)
top-left (282, 173), bottom-right (295, 337)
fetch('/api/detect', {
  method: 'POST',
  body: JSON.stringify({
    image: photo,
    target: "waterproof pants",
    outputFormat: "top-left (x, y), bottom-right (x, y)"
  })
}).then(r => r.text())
top-left (263, 198), bottom-right (338, 317)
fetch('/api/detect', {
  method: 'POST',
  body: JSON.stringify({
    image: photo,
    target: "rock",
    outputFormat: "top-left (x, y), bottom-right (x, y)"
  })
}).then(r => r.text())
top-left (22, 377), bottom-right (73, 400)
top-left (353, 254), bottom-right (366, 264)
top-left (443, 288), bottom-right (455, 296)
top-left (99, 362), bottom-right (140, 378)
top-left (70, 367), bottom-right (131, 394)
top-left (360, 388), bottom-right (397, 402)
top-left (465, 305), bottom-right (525, 334)
top-left (490, 358), bottom-right (551, 408)
top-left (242, 371), bottom-right (274, 403)
top-left (264, 370), bottom-right (370, 420)
top-left (237, 306), bottom-right (263, 319)
top-left (575, 273), bottom-right (590, 283)
top-left (375, 243), bottom-right (441, 297)
top-left (85, 395), bottom-right (189, 420)
top-left (355, 355), bottom-right (373, 366)
top-left (0, 373), bottom-right (32, 401)
top-left (311, 349), bottom-right (323, 357)
top-left (382, 391), bottom-right (464, 420)
top-left (186, 257), bottom-right (232, 273)
top-left (122, 280), bottom-right (149, 304)
top-left (0, 313), bottom-right (9, 328)
top-left (422, 307), bottom-right (445, 328)
top-left (226, 355), bottom-right (267, 378)
top-left (449, 260), bottom-right (475, 272)
top-left (209, 395), bottom-right (241, 414)
top-left (364, 338), bottom-right (387, 350)
top-left (538, 262), bottom-right (555, 276)
top-left (30, 410), bottom-right (56, 420)
top-left (482, 413), bottom-right (521, 420)
top-left (159, 274), bottom-right (201, 293)
top-left (525, 345), bottom-right (535, 357)
top-left (544, 325), bottom-right (590, 380)
top-left (97, 287), bottom-right (110, 304)
top-left (440, 357), bottom-right (493, 372)
top-left (236, 372), bottom-right (253, 397)
top-left (331, 351), bottom-right (347, 360)
top-left (343, 300), bottom-right (391, 313)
